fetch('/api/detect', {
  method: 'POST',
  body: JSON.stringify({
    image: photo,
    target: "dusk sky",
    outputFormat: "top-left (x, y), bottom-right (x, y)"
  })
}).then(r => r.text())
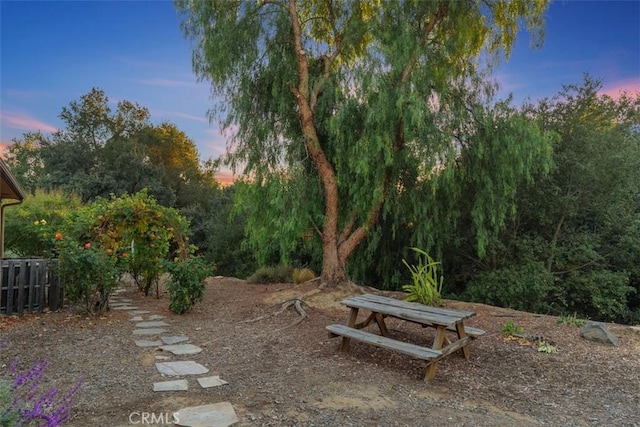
top-left (1, 1), bottom-right (639, 182)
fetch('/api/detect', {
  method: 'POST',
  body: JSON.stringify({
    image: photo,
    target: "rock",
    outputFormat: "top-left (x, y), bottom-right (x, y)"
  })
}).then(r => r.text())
top-left (134, 339), bottom-right (162, 347)
top-left (136, 321), bottom-right (170, 328)
top-left (153, 379), bottom-right (188, 392)
top-left (580, 322), bottom-right (619, 346)
top-left (160, 344), bottom-right (202, 355)
top-left (133, 328), bottom-right (168, 335)
top-left (197, 376), bottom-right (229, 388)
top-left (156, 361), bottom-right (209, 376)
top-left (174, 402), bottom-right (238, 427)
top-left (161, 335), bottom-right (190, 345)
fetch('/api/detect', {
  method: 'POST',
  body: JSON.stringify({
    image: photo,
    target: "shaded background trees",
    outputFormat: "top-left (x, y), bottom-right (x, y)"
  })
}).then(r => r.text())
top-left (4, 88), bottom-right (251, 276)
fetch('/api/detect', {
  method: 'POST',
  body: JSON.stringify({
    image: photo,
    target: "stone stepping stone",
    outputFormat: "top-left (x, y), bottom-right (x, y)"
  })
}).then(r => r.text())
top-left (156, 355), bottom-right (171, 360)
top-left (136, 321), bottom-right (170, 328)
top-left (117, 298), bottom-right (133, 303)
top-left (156, 361), bottom-right (209, 376)
top-left (148, 315), bottom-right (165, 320)
top-left (129, 310), bottom-right (151, 315)
top-left (174, 402), bottom-right (238, 427)
top-left (130, 316), bottom-right (144, 322)
top-left (113, 306), bottom-right (139, 310)
top-left (110, 303), bottom-right (133, 308)
top-left (159, 344), bottom-right (202, 355)
top-left (135, 340), bottom-right (162, 347)
top-left (113, 289), bottom-right (127, 293)
top-left (161, 336), bottom-right (189, 345)
top-left (133, 328), bottom-right (168, 335)
top-left (153, 379), bottom-right (188, 392)
top-left (197, 376), bottom-right (228, 388)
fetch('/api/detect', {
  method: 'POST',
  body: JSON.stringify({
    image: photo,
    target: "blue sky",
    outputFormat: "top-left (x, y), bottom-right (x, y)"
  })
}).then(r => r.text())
top-left (1, 1), bottom-right (639, 182)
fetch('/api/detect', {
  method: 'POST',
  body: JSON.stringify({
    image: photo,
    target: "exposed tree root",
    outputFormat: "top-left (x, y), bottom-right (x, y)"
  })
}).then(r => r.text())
top-left (238, 297), bottom-right (311, 325)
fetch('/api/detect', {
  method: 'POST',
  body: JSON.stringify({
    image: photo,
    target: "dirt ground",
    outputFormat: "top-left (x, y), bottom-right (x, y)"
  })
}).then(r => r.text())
top-left (1, 277), bottom-right (639, 426)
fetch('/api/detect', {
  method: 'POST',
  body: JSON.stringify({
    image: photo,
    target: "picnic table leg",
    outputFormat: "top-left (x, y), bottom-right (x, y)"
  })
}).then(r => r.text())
top-left (424, 326), bottom-right (447, 381)
top-left (341, 307), bottom-right (359, 352)
top-left (374, 312), bottom-right (389, 336)
top-left (455, 322), bottom-right (471, 359)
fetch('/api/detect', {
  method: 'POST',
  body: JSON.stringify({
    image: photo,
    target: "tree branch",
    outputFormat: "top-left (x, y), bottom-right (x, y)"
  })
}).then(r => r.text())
top-left (337, 6), bottom-right (450, 264)
top-left (338, 211), bottom-right (358, 245)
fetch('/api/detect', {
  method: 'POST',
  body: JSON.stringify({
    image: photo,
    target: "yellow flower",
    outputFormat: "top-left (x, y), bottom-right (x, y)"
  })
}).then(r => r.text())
top-left (40, 219), bottom-right (47, 225)
top-left (34, 220), bottom-right (40, 226)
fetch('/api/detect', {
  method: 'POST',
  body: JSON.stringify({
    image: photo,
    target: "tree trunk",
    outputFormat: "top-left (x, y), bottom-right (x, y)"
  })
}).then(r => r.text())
top-left (321, 239), bottom-right (348, 287)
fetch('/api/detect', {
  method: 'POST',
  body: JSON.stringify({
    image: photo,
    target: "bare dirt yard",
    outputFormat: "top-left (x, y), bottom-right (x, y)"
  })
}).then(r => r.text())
top-left (1, 277), bottom-right (639, 426)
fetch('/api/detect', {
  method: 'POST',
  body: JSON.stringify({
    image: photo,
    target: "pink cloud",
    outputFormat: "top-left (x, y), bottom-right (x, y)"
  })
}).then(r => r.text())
top-left (0, 111), bottom-right (58, 133)
top-left (600, 78), bottom-right (640, 99)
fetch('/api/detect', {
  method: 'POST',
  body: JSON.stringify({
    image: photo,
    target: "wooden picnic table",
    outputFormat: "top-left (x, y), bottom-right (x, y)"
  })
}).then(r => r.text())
top-left (327, 293), bottom-right (482, 381)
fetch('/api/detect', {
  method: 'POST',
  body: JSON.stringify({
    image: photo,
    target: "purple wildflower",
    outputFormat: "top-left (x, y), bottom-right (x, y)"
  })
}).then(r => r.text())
top-left (3, 358), bottom-right (82, 426)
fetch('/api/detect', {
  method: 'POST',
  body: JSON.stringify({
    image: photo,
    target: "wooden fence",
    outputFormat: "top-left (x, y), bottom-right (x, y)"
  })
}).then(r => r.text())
top-left (0, 258), bottom-right (62, 315)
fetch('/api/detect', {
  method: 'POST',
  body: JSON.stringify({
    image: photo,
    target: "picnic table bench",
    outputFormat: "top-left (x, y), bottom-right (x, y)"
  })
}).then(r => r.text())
top-left (326, 294), bottom-right (484, 381)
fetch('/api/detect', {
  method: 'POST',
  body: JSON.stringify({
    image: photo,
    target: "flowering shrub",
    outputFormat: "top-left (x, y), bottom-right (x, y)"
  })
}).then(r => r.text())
top-left (3, 190), bottom-right (81, 257)
top-left (0, 356), bottom-right (81, 426)
top-left (56, 237), bottom-right (126, 314)
top-left (56, 191), bottom-right (191, 310)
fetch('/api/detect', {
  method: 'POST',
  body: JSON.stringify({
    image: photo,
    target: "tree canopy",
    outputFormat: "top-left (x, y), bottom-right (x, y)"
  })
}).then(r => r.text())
top-left (177, 0), bottom-right (552, 285)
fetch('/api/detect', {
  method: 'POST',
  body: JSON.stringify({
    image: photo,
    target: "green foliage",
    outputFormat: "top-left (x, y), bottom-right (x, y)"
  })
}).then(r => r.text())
top-left (177, 0), bottom-right (551, 283)
top-left (292, 268), bottom-right (315, 284)
top-left (449, 77), bottom-right (640, 323)
top-left (165, 257), bottom-right (214, 314)
top-left (191, 185), bottom-right (258, 279)
top-left (536, 341), bottom-right (558, 354)
top-left (501, 320), bottom-right (524, 336)
top-left (56, 236), bottom-right (126, 314)
top-left (3, 189), bottom-right (81, 257)
top-left (0, 377), bottom-right (19, 426)
top-left (56, 191), bottom-right (191, 311)
top-left (5, 88), bottom-right (218, 211)
top-left (247, 265), bottom-right (293, 284)
top-left (462, 262), bottom-right (554, 313)
top-left (402, 248), bottom-right (444, 306)
top-left (557, 313), bottom-right (587, 328)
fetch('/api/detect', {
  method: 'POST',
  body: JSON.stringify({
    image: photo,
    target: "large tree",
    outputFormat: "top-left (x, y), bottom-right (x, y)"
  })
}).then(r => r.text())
top-left (177, 0), bottom-right (551, 285)
top-left (452, 77), bottom-right (640, 322)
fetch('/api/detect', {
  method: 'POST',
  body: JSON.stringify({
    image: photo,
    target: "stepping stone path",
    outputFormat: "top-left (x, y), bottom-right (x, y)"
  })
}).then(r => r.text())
top-left (109, 290), bottom-right (238, 427)
top-left (159, 344), bottom-right (203, 355)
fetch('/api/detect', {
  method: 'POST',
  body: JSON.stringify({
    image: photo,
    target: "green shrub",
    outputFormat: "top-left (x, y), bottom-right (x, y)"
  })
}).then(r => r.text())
top-left (402, 247), bottom-right (443, 306)
top-left (462, 262), bottom-right (554, 313)
top-left (501, 320), bottom-right (524, 336)
top-left (56, 237), bottom-right (126, 314)
top-left (247, 265), bottom-right (293, 284)
top-left (558, 270), bottom-right (633, 322)
top-left (292, 268), bottom-right (315, 284)
top-left (165, 257), bottom-right (214, 314)
top-left (3, 189), bottom-right (81, 257)
top-left (557, 313), bottom-right (587, 327)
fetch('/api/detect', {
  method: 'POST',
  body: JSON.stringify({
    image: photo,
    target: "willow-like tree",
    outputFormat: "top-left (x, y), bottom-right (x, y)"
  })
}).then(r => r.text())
top-left (177, 0), bottom-right (551, 286)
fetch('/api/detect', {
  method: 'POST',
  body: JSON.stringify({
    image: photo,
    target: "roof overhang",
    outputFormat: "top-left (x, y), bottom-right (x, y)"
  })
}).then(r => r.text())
top-left (0, 158), bottom-right (26, 201)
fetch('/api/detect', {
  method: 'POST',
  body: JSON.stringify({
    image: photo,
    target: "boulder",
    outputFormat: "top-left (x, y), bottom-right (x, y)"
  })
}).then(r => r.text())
top-left (580, 322), bottom-right (619, 346)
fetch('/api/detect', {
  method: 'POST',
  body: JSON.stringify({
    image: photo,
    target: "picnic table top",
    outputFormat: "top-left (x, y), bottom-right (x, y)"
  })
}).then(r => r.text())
top-left (341, 293), bottom-right (476, 328)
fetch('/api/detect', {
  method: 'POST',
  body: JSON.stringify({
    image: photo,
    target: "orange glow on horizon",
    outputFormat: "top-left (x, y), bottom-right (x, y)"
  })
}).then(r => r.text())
top-left (216, 170), bottom-right (235, 186)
